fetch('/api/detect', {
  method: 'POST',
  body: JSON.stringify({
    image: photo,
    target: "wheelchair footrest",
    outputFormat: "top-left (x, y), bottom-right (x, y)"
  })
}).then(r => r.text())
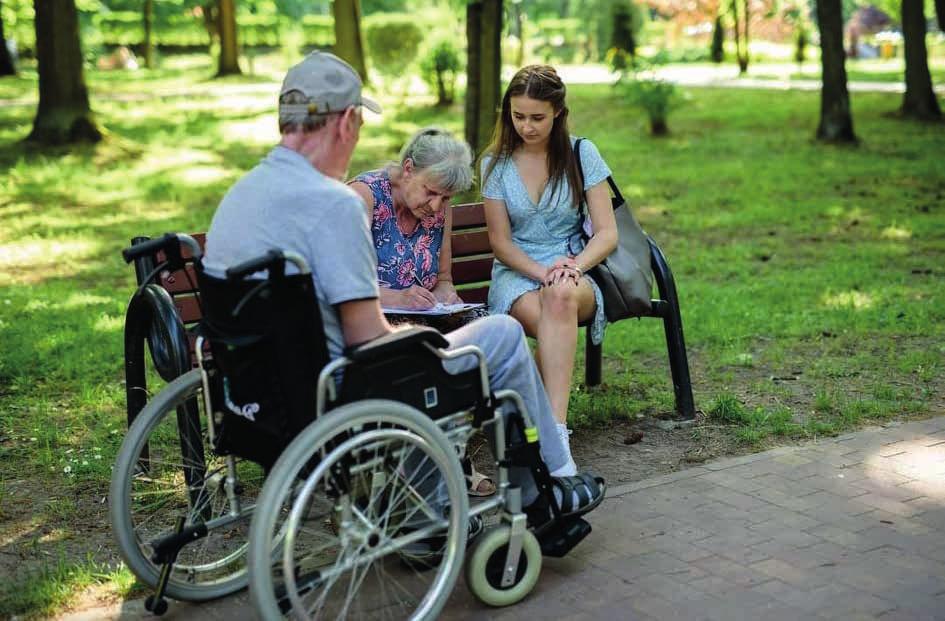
top-left (536, 517), bottom-right (591, 558)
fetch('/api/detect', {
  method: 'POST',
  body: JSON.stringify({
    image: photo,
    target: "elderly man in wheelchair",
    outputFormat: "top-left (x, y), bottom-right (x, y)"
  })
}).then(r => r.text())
top-left (109, 51), bottom-right (604, 620)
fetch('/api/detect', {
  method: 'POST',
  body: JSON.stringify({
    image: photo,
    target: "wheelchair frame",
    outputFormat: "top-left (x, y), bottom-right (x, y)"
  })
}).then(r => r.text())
top-left (111, 234), bottom-right (593, 619)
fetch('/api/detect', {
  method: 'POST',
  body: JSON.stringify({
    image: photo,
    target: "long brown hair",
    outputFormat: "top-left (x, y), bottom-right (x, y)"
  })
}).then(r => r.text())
top-left (481, 65), bottom-right (582, 209)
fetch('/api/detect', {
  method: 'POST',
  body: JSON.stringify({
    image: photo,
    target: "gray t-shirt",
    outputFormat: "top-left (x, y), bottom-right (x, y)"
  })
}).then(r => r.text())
top-left (204, 145), bottom-right (379, 361)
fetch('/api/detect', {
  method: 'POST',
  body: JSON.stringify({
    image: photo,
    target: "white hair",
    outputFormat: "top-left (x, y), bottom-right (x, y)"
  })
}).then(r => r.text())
top-left (399, 127), bottom-right (473, 194)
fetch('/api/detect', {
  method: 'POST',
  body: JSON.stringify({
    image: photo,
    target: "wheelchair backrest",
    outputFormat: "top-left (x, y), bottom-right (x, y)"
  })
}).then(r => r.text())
top-left (196, 263), bottom-right (329, 469)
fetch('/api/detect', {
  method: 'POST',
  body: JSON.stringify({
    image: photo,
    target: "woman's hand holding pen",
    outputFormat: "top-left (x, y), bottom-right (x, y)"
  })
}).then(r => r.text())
top-left (379, 284), bottom-right (438, 309)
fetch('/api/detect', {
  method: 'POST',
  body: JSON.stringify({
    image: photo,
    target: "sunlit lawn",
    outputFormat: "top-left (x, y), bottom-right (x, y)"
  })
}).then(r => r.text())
top-left (0, 53), bottom-right (943, 616)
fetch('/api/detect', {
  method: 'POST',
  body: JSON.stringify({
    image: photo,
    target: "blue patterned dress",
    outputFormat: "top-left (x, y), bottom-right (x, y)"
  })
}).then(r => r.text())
top-left (480, 137), bottom-right (611, 345)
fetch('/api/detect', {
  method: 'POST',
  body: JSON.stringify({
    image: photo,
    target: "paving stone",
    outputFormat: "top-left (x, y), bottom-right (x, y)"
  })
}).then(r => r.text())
top-left (749, 558), bottom-right (838, 590)
top-left (691, 555), bottom-right (771, 589)
top-left (850, 492), bottom-right (926, 518)
top-left (90, 415), bottom-right (945, 621)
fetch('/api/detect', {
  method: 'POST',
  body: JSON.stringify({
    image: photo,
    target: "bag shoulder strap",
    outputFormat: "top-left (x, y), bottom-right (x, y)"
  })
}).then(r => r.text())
top-left (573, 137), bottom-right (587, 216)
top-left (572, 137), bottom-right (625, 213)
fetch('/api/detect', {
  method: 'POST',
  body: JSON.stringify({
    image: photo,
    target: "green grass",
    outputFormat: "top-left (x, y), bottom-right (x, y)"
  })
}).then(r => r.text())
top-left (1, 53), bottom-right (943, 614)
top-left (0, 554), bottom-right (137, 619)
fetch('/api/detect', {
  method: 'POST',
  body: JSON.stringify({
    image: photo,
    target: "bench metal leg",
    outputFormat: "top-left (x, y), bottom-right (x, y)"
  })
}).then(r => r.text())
top-left (585, 330), bottom-right (602, 387)
top-left (648, 237), bottom-right (696, 420)
top-left (660, 303), bottom-right (696, 419)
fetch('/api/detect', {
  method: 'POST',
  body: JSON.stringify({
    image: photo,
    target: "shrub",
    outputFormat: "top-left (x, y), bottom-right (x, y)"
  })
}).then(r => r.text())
top-left (534, 17), bottom-right (585, 63)
top-left (420, 38), bottom-right (462, 106)
top-left (363, 13), bottom-right (425, 78)
top-left (300, 14), bottom-right (333, 48)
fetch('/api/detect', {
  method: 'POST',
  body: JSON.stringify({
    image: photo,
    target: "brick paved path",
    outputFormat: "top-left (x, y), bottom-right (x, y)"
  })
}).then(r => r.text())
top-left (61, 416), bottom-right (945, 620)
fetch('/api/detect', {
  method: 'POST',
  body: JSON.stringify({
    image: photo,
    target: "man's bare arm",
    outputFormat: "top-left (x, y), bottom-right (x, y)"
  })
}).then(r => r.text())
top-left (337, 298), bottom-right (392, 347)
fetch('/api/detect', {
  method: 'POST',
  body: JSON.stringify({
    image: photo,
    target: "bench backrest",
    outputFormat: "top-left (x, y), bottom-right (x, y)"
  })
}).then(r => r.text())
top-left (142, 202), bottom-right (494, 326)
top-left (449, 202), bottom-right (493, 303)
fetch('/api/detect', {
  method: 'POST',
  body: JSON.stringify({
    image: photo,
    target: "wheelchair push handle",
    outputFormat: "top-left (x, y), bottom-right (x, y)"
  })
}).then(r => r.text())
top-left (225, 250), bottom-right (311, 280)
top-left (122, 233), bottom-right (203, 265)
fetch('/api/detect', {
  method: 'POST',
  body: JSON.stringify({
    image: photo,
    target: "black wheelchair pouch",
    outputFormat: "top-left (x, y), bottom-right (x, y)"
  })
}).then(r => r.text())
top-left (197, 269), bottom-right (329, 470)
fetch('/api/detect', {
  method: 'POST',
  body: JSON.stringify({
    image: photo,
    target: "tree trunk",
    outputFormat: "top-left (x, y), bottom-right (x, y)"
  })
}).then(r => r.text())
top-left (710, 14), bottom-right (724, 63)
top-left (142, 0), bottom-right (154, 69)
top-left (216, 0), bottom-right (241, 76)
top-left (901, 0), bottom-right (942, 121)
top-left (730, 0), bottom-right (745, 74)
top-left (740, 0), bottom-right (749, 73)
top-left (28, 0), bottom-right (102, 144)
top-left (333, 0), bottom-right (367, 82)
top-left (935, 0), bottom-right (945, 32)
top-left (650, 118), bottom-right (668, 136)
top-left (815, 0), bottom-right (856, 142)
top-left (0, 1), bottom-right (17, 76)
top-left (465, 0), bottom-right (502, 155)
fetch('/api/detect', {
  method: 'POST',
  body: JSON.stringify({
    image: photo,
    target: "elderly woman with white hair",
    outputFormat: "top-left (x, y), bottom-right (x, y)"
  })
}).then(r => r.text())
top-left (349, 127), bottom-right (495, 497)
top-left (349, 126), bottom-right (486, 327)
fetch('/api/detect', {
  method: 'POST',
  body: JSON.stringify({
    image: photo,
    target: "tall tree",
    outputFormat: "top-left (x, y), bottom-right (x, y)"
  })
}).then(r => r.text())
top-left (217, 0), bottom-right (241, 76)
top-left (465, 0), bottom-right (501, 155)
top-left (142, 0), bottom-right (154, 69)
top-left (814, 0), bottom-right (855, 142)
top-left (730, 0), bottom-right (747, 74)
top-left (28, 0), bottom-right (102, 144)
top-left (333, 0), bottom-right (367, 81)
top-left (1, 1), bottom-right (16, 76)
top-left (900, 0), bottom-right (942, 120)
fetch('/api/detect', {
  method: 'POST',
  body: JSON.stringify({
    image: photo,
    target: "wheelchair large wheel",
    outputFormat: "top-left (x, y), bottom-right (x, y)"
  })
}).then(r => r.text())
top-left (249, 399), bottom-right (468, 621)
top-left (110, 369), bottom-right (265, 601)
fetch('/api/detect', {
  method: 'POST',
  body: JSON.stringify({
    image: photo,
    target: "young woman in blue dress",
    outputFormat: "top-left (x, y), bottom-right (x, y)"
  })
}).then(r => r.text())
top-left (481, 65), bottom-right (618, 459)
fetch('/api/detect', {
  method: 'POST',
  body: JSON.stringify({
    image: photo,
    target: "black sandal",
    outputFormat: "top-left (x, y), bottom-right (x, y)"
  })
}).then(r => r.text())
top-left (553, 472), bottom-right (606, 518)
top-left (525, 471), bottom-right (606, 527)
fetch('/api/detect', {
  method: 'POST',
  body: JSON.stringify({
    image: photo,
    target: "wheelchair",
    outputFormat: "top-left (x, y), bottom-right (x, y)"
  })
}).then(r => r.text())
top-left (110, 233), bottom-right (598, 619)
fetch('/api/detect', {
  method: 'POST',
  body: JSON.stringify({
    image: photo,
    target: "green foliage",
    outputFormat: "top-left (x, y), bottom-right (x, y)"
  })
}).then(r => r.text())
top-left (420, 38), bottom-right (463, 106)
top-left (363, 13), bottom-right (425, 77)
top-left (594, 0), bottom-right (646, 61)
top-left (300, 14), bottom-right (333, 47)
top-left (617, 62), bottom-right (685, 135)
top-left (94, 11), bottom-right (210, 47)
top-left (534, 17), bottom-right (586, 63)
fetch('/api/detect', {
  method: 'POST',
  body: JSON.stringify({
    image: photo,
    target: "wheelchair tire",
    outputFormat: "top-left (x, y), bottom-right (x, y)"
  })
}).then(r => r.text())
top-left (249, 399), bottom-right (468, 621)
top-left (110, 369), bottom-right (265, 601)
top-left (465, 525), bottom-right (542, 607)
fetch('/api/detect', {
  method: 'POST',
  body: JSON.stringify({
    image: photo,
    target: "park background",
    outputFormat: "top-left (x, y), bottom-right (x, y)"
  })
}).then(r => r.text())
top-left (0, 0), bottom-right (943, 617)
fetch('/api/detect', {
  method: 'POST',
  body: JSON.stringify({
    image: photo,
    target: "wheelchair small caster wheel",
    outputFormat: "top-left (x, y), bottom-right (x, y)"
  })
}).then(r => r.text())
top-left (465, 525), bottom-right (542, 607)
top-left (145, 595), bottom-right (168, 616)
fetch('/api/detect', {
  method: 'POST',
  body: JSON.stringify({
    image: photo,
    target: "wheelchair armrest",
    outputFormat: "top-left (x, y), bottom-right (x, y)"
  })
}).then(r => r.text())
top-left (345, 326), bottom-right (449, 363)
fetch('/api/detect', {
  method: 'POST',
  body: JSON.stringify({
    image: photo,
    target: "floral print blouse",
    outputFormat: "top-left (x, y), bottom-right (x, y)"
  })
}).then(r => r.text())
top-left (351, 169), bottom-right (445, 290)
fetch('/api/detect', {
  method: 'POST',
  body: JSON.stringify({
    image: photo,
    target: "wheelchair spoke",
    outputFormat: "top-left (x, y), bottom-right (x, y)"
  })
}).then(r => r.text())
top-left (268, 419), bottom-right (464, 621)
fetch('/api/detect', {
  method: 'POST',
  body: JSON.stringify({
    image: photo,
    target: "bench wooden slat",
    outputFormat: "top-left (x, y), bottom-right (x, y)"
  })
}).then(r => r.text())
top-left (452, 230), bottom-right (491, 257)
top-left (452, 257), bottom-right (493, 285)
top-left (452, 203), bottom-right (486, 229)
top-left (457, 286), bottom-right (489, 304)
top-left (173, 294), bottom-right (203, 324)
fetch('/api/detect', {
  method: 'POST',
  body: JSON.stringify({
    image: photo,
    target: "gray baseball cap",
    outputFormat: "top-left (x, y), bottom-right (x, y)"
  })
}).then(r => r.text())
top-left (279, 51), bottom-right (381, 118)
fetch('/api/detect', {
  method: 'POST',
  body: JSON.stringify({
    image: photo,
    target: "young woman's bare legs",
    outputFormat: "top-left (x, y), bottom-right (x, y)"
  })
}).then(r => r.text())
top-left (510, 279), bottom-right (596, 424)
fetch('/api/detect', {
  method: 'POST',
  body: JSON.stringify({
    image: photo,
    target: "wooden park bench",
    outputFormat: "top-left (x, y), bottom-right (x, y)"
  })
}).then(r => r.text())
top-left (123, 202), bottom-right (695, 429)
